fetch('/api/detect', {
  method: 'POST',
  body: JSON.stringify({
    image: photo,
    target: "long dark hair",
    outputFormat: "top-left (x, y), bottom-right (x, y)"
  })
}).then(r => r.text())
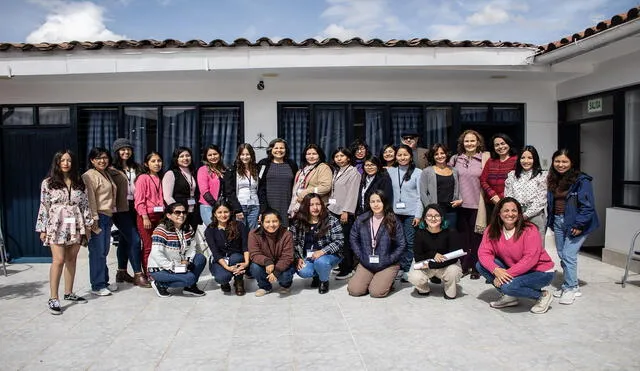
top-left (256, 208), bottom-right (286, 238)
top-left (295, 193), bottom-right (330, 237)
top-left (486, 197), bottom-right (532, 241)
top-left (267, 138), bottom-right (290, 162)
top-left (137, 151), bottom-right (164, 179)
top-left (170, 146), bottom-right (196, 174)
top-left (515, 145), bottom-right (542, 179)
top-left (47, 149), bottom-right (85, 191)
top-left (456, 129), bottom-right (485, 155)
top-left (202, 144), bottom-right (226, 177)
top-left (210, 201), bottom-right (240, 241)
top-left (379, 144), bottom-right (396, 167)
top-left (160, 202), bottom-right (192, 232)
top-left (426, 143), bottom-right (451, 166)
top-left (301, 144), bottom-right (326, 167)
top-left (330, 147), bottom-right (354, 169)
top-left (395, 144), bottom-right (416, 181)
top-left (365, 189), bottom-right (397, 236)
top-left (547, 148), bottom-right (579, 193)
top-left (113, 146), bottom-right (141, 175)
top-left (234, 143), bottom-right (257, 179)
top-left (87, 147), bottom-right (111, 170)
top-left (489, 133), bottom-right (517, 160)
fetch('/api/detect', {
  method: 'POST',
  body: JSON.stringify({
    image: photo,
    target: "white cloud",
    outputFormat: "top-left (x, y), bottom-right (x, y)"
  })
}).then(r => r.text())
top-left (466, 4), bottom-right (511, 26)
top-left (429, 24), bottom-right (468, 40)
top-left (317, 0), bottom-right (410, 40)
top-left (26, 1), bottom-right (126, 43)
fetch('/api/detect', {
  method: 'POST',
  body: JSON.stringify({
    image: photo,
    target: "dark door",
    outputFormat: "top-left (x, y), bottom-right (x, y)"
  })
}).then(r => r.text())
top-left (1, 127), bottom-right (74, 261)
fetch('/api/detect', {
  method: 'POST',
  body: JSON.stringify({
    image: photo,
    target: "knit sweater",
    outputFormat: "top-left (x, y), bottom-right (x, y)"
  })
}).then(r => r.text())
top-left (108, 168), bottom-right (131, 212)
top-left (449, 153), bottom-right (484, 209)
top-left (197, 165), bottom-right (222, 206)
top-left (82, 169), bottom-right (117, 219)
top-left (134, 174), bottom-right (164, 216)
top-left (388, 165), bottom-right (423, 218)
top-left (248, 227), bottom-right (294, 276)
top-left (479, 156), bottom-right (517, 200)
top-left (149, 224), bottom-right (196, 271)
top-left (478, 224), bottom-right (554, 277)
top-left (504, 170), bottom-right (547, 219)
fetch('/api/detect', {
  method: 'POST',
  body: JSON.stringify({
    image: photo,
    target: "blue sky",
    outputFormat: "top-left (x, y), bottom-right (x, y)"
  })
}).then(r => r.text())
top-left (0, 0), bottom-right (637, 45)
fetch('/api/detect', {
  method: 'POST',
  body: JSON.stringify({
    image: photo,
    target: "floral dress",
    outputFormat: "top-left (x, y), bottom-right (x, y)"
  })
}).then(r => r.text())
top-left (35, 178), bottom-right (93, 246)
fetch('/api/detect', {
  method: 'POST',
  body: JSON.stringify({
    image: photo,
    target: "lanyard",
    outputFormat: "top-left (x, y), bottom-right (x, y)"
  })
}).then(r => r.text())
top-left (296, 164), bottom-right (318, 189)
top-left (66, 183), bottom-right (73, 205)
top-left (176, 230), bottom-right (187, 259)
top-left (149, 174), bottom-right (161, 194)
top-left (370, 218), bottom-right (381, 252)
top-left (180, 169), bottom-right (195, 195)
top-left (396, 168), bottom-right (407, 200)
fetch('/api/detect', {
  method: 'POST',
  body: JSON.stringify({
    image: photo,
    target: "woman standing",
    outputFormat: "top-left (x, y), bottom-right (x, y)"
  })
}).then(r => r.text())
top-left (350, 139), bottom-right (369, 174)
top-left (546, 149), bottom-right (599, 305)
top-left (257, 139), bottom-right (298, 227)
top-left (110, 138), bottom-right (148, 288)
top-left (449, 130), bottom-right (488, 279)
top-left (82, 147), bottom-right (118, 296)
top-left (379, 144), bottom-right (396, 169)
top-left (476, 198), bottom-right (555, 314)
top-left (149, 202), bottom-right (207, 298)
top-left (197, 145), bottom-right (226, 226)
top-left (355, 156), bottom-right (393, 216)
top-left (480, 133), bottom-right (518, 218)
top-left (288, 144), bottom-right (332, 218)
top-left (162, 147), bottom-right (199, 231)
top-left (291, 193), bottom-right (344, 294)
top-left (224, 144), bottom-right (260, 232)
top-left (205, 201), bottom-right (249, 296)
top-left (387, 144), bottom-right (423, 282)
top-left (37, 150), bottom-right (93, 314)
top-left (408, 204), bottom-right (463, 299)
top-left (328, 147), bottom-right (361, 280)
top-left (248, 209), bottom-right (295, 296)
top-left (134, 151), bottom-right (165, 280)
top-left (420, 143), bottom-right (462, 230)
top-left (348, 190), bottom-right (405, 298)
top-left (505, 145), bottom-right (547, 243)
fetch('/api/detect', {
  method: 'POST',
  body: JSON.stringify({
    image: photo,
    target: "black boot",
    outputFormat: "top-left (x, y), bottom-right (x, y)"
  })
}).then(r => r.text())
top-left (311, 276), bottom-right (320, 288)
top-left (319, 281), bottom-right (329, 294)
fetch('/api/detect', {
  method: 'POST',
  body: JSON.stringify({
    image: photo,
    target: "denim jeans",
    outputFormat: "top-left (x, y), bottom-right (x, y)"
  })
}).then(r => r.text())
top-left (150, 253), bottom-right (206, 288)
top-left (297, 254), bottom-right (342, 282)
top-left (112, 210), bottom-right (142, 273)
top-left (250, 263), bottom-right (295, 291)
top-left (88, 213), bottom-right (113, 291)
top-left (399, 215), bottom-right (416, 273)
top-left (476, 259), bottom-right (554, 300)
top-left (200, 204), bottom-right (213, 227)
top-left (553, 215), bottom-right (587, 290)
top-left (209, 252), bottom-right (245, 284)
top-left (241, 204), bottom-right (260, 231)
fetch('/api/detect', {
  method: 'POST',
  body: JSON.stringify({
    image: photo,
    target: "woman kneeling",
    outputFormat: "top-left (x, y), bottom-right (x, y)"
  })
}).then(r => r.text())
top-left (148, 203), bottom-right (207, 298)
top-left (348, 190), bottom-right (405, 298)
top-left (476, 197), bottom-right (554, 314)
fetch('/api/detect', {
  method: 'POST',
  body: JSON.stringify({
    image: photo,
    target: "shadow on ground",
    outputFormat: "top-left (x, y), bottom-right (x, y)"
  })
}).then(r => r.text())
top-left (0, 280), bottom-right (47, 300)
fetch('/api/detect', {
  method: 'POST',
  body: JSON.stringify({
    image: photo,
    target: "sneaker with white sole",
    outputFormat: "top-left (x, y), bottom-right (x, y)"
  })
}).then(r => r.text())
top-left (559, 288), bottom-right (578, 305)
top-left (489, 294), bottom-right (519, 308)
top-left (63, 293), bottom-right (87, 303)
top-left (151, 281), bottom-right (172, 298)
top-left (255, 288), bottom-right (271, 297)
top-left (335, 271), bottom-right (353, 280)
top-left (530, 290), bottom-right (553, 314)
top-left (48, 298), bottom-right (62, 315)
top-left (183, 284), bottom-right (206, 297)
top-left (92, 288), bottom-right (112, 296)
top-left (107, 283), bottom-right (118, 292)
top-left (553, 288), bottom-right (582, 298)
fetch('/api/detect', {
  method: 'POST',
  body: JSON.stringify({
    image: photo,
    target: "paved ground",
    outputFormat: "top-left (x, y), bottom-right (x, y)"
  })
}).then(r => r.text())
top-left (1, 244), bottom-right (640, 371)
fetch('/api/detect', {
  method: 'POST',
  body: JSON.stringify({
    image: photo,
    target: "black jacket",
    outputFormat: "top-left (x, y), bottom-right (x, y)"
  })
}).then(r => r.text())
top-left (355, 172), bottom-right (393, 216)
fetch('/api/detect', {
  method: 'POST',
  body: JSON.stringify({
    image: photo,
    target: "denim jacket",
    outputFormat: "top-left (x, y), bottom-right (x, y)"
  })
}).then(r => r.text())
top-left (546, 173), bottom-right (599, 236)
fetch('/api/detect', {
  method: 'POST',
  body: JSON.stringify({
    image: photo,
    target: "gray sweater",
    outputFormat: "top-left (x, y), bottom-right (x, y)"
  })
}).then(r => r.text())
top-left (419, 166), bottom-right (460, 207)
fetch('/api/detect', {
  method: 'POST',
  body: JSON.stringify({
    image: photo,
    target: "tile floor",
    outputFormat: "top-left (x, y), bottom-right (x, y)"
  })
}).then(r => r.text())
top-left (1, 246), bottom-right (640, 371)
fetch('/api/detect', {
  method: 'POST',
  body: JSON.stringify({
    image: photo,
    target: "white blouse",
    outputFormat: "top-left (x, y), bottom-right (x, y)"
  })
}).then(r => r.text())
top-left (504, 170), bottom-right (547, 219)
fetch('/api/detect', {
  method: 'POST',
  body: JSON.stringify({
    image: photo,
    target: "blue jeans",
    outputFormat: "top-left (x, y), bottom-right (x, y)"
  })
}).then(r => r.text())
top-left (88, 214), bottom-right (113, 291)
top-left (553, 215), bottom-right (587, 289)
top-left (399, 215), bottom-right (416, 273)
top-left (112, 211), bottom-right (142, 273)
top-left (242, 204), bottom-right (260, 231)
top-left (209, 252), bottom-right (245, 284)
top-left (200, 204), bottom-right (213, 227)
top-left (476, 259), bottom-right (554, 300)
top-left (150, 253), bottom-right (206, 288)
top-left (250, 263), bottom-right (295, 291)
top-left (297, 254), bottom-right (342, 282)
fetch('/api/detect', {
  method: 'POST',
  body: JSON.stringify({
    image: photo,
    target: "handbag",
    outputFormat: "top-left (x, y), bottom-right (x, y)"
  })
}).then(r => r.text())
top-left (474, 151), bottom-right (491, 234)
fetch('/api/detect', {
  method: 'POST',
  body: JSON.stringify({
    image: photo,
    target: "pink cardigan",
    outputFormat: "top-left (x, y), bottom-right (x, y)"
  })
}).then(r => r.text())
top-left (197, 165), bottom-right (221, 206)
top-left (478, 224), bottom-right (554, 277)
top-left (134, 174), bottom-right (164, 216)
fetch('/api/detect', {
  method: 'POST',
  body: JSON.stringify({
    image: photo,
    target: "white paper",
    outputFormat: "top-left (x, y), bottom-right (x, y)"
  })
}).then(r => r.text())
top-left (413, 249), bottom-right (467, 270)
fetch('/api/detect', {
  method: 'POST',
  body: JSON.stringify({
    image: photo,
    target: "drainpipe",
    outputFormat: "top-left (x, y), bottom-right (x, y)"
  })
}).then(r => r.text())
top-left (534, 17), bottom-right (640, 65)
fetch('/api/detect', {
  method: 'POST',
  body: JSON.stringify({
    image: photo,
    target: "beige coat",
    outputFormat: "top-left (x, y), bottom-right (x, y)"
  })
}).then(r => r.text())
top-left (288, 163), bottom-right (333, 216)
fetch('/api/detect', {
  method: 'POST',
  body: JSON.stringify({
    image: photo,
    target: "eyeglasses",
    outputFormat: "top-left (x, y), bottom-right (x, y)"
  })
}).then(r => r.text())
top-left (364, 163), bottom-right (377, 168)
top-left (172, 210), bottom-right (187, 216)
top-left (425, 215), bottom-right (442, 220)
top-left (94, 156), bottom-right (109, 161)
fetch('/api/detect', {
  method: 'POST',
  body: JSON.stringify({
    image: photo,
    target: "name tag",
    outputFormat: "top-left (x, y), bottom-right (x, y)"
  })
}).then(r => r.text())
top-left (63, 217), bottom-right (76, 224)
top-left (187, 198), bottom-right (196, 206)
top-left (174, 263), bottom-right (187, 273)
top-left (127, 195), bottom-right (134, 201)
top-left (153, 206), bottom-right (164, 213)
top-left (306, 250), bottom-right (314, 259)
top-left (369, 255), bottom-right (380, 264)
top-left (328, 198), bottom-right (337, 205)
top-left (395, 202), bottom-right (406, 209)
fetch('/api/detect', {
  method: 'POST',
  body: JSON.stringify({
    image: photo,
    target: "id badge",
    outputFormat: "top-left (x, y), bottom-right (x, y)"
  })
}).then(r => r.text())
top-left (395, 202), bottom-right (406, 209)
top-left (153, 206), bottom-right (164, 213)
top-left (369, 255), bottom-right (380, 264)
top-left (127, 195), bottom-right (134, 201)
top-left (306, 250), bottom-right (314, 259)
top-left (63, 217), bottom-right (76, 224)
top-left (187, 198), bottom-right (196, 206)
top-left (224, 257), bottom-right (230, 265)
top-left (328, 198), bottom-right (337, 205)
top-left (174, 263), bottom-right (187, 273)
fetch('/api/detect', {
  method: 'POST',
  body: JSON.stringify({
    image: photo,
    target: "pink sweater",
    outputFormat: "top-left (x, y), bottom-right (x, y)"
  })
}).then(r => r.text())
top-left (197, 166), bottom-right (221, 205)
top-left (134, 174), bottom-right (164, 216)
top-left (478, 224), bottom-right (554, 277)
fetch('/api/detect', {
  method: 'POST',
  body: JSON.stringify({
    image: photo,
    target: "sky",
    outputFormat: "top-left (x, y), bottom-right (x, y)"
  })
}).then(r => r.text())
top-left (0, 0), bottom-right (638, 45)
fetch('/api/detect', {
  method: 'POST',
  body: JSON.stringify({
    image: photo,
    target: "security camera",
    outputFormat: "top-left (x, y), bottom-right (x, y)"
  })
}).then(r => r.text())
top-left (257, 80), bottom-right (265, 91)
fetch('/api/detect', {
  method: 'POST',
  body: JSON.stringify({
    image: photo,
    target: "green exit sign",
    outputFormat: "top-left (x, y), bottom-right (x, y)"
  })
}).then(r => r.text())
top-left (587, 97), bottom-right (603, 113)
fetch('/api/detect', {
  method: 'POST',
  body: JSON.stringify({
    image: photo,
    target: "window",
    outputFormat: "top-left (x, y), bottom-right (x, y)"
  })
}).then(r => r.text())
top-left (622, 90), bottom-right (640, 207)
top-left (161, 106), bottom-right (197, 167)
top-left (78, 107), bottom-right (119, 168)
top-left (1, 107), bottom-right (34, 125)
top-left (124, 107), bottom-right (158, 163)
top-left (281, 107), bottom-right (310, 164)
top-left (201, 107), bottom-right (241, 166)
top-left (39, 107), bottom-right (71, 126)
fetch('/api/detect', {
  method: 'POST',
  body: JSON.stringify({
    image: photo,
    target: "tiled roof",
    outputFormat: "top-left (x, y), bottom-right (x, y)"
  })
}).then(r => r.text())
top-left (538, 6), bottom-right (640, 54)
top-left (0, 37), bottom-right (537, 52)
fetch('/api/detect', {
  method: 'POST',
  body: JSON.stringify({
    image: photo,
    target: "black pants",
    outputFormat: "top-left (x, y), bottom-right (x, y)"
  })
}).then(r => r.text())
top-left (457, 207), bottom-right (482, 273)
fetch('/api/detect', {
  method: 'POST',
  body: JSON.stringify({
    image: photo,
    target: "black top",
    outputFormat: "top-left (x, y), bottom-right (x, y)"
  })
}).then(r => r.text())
top-left (436, 173), bottom-right (455, 209)
top-left (257, 158), bottom-right (298, 214)
top-left (204, 222), bottom-right (247, 262)
top-left (355, 172), bottom-right (393, 216)
top-left (171, 169), bottom-right (198, 207)
top-left (303, 223), bottom-right (319, 252)
top-left (413, 228), bottom-right (460, 269)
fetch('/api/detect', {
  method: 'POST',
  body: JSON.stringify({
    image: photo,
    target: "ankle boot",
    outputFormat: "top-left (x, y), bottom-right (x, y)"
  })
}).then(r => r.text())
top-left (116, 270), bottom-right (135, 283)
top-left (134, 272), bottom-right (151, 288)
top-left (311, 276), bottom-right (320, 288)
top-left (319, 281), bottom-right (329, 294)
top-left (234, 277), bottom-right (246, 296)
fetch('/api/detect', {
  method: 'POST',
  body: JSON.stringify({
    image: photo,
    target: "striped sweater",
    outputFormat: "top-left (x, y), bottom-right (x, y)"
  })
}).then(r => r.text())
top-left (149, 224), bottom-right (195, 271)
top-left (479, 156), bottom-right (517, 200)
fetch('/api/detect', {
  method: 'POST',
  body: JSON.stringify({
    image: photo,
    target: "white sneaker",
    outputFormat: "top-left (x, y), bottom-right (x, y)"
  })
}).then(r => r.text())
top-left (553, 288), bottom-right (582, 298)
top-left (490, 294), bottom-right (519, 308)
top-left (530, 290), bottom-right (553, 314)
top-left (92, 288), bottom-right (112, 296)
top-left (255, 288), bottom-right (271, 297)
top-left (108, 283), bottom-right (118, 292)
top-left (559, 288), bottom-right (577, 305)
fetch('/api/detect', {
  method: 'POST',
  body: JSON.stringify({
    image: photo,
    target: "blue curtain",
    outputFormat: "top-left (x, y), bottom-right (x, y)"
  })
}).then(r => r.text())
top-left (365, 109), bottom-right (384, 156)
top-left (161, 107), bottom-right (197, 166)
top-left (315, 108), bottom-right (346, 157)
top-left (493, 107), bottom-right (522, 122)
top-left (124, 110), bottom-right (149, 163)
top-left (281, 108), bottom-right (309, 165)
top-left (87, 109), bottom-right (118, 156)
top-left (460, 107), bottom-right (488, 122)
top-left (201, 108), bottom-right (240, 166)
top-left (39, 107), bottom-right (70, 126)
top-left (391, 108), bottom-right (421, 144)
top-left (425, 108), bottom-right (449, 146)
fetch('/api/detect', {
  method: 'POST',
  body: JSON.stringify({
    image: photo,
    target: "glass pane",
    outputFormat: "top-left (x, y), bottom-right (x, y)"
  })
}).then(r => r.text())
top-left (391, 107), bottom-right (422, 144)
top-left (624, 90), bottom-right (640, 181)
top-left (460, 106), bottom-right (488, 123)
top-left (364, 109), bottom-right (384, 156)
top-left (161, 107), bottom-right (197, 167)
top-left (2, 107), bottom-right (33, 125)
top-left (39, 107), bottom-right (70, 125)
top-left (201, 107), bottom-right (240, 166)
top-left (622, 184), bottom-right (640, 208)
top-left (78, 108), bottom-right (119, 170)
top-left (425, 107), bottom-right (452, 147)
top-left (125, 107), bottom-right (158, 163)
top-left (315, 107), bottom-right (346, 158)
top-left (493, 106), bottom-right (522, 123)
top-left (281, 107), bottom-right (310, 165)
top-left (566, 95), bottom-right (614, 121)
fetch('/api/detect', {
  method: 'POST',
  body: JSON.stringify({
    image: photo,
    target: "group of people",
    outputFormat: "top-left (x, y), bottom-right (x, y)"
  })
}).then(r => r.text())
top-left (36, 129), bottom-right (599, 315)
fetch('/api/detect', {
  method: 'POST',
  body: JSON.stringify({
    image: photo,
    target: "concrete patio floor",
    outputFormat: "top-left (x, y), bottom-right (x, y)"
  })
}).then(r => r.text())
top-left (1, 245), bottom-right (640, 371)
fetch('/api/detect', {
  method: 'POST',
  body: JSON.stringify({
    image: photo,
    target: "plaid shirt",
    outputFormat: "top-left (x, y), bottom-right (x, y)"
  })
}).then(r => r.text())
top-left (290, 215), bottom-right (344, 259)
